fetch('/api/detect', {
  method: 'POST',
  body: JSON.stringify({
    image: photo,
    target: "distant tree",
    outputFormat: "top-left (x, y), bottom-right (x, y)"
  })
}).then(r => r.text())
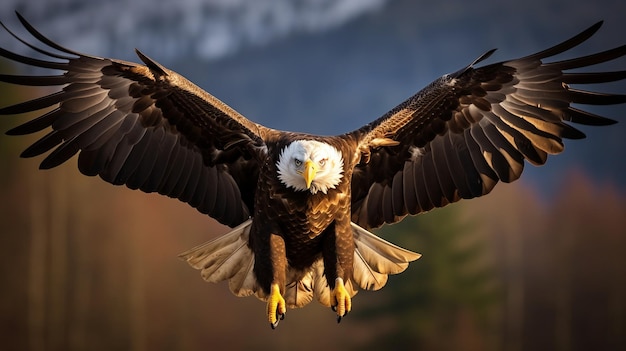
top-left (463, 175), bottom-right (626, 351)
top-left (352, 205), bottom-right (499, 351)
top-left (0, 62), bottom-right (25, 180)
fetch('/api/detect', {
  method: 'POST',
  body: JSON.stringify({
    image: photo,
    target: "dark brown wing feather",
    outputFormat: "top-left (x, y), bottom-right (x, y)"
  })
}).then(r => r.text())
top-left (350, 21), bottom-right (626, 229)
top-left (0, 13), bottom-right (275, 227)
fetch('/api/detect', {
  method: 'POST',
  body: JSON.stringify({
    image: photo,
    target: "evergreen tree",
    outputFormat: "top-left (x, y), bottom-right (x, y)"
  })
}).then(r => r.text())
top-left (353, 205), bottom-right (499, 351)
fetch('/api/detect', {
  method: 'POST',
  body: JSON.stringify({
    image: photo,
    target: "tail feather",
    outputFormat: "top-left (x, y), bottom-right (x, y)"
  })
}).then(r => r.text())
top-left (351, 222), bottom-right (421, 290)
top-left (353, 249), bottom-right (389, 290)
top-left (284, 268), bottom-right (315, 308)
top-left (227, 251), bottom-right (258, 298)
top-left (179, 220), bottom-right (421, 308)
top-left (179, 219), bottom-right (258, 296)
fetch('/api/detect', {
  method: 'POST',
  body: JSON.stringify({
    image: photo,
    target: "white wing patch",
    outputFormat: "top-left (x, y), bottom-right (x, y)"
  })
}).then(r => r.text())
top-left (409, 145), bottom-right (426, 161)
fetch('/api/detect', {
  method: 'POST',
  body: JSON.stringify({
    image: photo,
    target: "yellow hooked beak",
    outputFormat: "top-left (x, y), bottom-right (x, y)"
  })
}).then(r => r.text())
top-left (303, 159), bottom-right (318, 189)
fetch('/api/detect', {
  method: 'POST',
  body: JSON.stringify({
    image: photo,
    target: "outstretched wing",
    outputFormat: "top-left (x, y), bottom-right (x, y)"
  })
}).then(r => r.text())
top-left (0, 13), bottom-right (275, 227)
top-left (350, 21), bottom-right (626, 229)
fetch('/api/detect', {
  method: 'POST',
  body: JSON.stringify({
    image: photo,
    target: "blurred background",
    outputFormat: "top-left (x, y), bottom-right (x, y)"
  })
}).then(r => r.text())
top-left (1, 0), bottom-right (625, 350)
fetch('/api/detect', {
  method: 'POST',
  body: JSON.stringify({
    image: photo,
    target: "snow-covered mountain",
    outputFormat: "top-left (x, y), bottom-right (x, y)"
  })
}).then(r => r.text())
top-left (1, 0), bottom-right (387, 60)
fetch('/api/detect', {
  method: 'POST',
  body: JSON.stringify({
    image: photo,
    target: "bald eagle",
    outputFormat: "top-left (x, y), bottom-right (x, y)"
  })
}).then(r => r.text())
top-left (1, 13), bottom-right (625, 328)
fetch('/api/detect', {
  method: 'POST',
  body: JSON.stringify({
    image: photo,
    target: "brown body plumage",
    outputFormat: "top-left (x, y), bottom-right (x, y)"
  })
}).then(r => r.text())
top-left (251, 136), bottom-right (356, 298)
top-left (1, 13), bottom-right (625, 328)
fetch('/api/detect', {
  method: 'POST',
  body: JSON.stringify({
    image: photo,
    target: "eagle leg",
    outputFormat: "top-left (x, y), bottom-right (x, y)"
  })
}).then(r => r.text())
top-left (263, 233), bottom-right (288, 329)
top-left (330, 277), bottom-right (352, 323)
top-left (267, 283), bottom-right (286, 329)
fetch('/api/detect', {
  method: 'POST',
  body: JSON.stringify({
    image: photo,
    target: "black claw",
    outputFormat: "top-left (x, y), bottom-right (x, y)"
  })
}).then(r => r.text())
top-left (337, 315), bottom-right (342, 324)
top-left (331, 305), bottom-right (337, 312)
top-left (270, 312), bottom-right (284, 329)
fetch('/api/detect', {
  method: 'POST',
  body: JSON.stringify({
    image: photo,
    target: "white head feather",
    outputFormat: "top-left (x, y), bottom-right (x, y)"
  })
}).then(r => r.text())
top-left (276, 140), bottom-right (344, 194)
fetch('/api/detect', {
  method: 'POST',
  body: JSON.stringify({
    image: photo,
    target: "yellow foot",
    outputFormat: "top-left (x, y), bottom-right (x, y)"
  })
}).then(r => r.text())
top-left (330, 278), bottom-right (352, 323)
top-left (267, 283), bottom-right (286, 329)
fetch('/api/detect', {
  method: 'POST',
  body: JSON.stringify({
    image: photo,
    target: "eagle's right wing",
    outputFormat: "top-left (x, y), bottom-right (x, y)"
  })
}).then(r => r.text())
top-left (0, 13), bottom-right (276, 227)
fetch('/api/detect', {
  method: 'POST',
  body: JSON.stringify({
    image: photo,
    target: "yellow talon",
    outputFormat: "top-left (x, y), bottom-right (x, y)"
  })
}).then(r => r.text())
top-left (267, 283), bottom-right (286, 329)
top-left (331, 278), bottom-right (351, 323)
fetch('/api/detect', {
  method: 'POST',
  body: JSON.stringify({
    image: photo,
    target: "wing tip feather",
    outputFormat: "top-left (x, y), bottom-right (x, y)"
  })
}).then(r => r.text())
top-left (135, 49), bottom-right (168, 77)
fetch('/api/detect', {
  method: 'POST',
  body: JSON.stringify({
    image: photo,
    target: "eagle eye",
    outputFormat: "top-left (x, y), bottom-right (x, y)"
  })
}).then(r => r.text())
top-left (294, 159), bottom-right (302, 167)
top-left (319, 159), bottom-right (327, 167)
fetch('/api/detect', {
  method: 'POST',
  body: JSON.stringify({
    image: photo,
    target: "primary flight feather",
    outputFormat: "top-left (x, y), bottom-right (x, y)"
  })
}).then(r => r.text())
top-left (1, 13), bottom-right (625, 328)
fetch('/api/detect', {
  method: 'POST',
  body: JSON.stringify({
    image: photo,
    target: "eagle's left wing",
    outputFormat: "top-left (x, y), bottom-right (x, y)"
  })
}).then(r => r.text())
top-left (349, 22), bottom-right (626, 229)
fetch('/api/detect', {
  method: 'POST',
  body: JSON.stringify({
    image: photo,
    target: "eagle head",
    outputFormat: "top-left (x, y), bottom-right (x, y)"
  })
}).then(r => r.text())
top-left (276, 140), bottom-right (344, 194)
